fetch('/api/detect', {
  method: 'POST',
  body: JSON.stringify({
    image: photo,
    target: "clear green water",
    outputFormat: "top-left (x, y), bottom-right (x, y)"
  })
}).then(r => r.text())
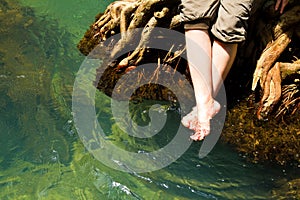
top-left (0, 0), bottom-right (297, 199)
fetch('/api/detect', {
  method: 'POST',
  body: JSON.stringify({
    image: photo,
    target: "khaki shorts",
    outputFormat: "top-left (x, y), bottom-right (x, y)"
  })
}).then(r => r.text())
top-left (180, 0), bottom-right (254, 42)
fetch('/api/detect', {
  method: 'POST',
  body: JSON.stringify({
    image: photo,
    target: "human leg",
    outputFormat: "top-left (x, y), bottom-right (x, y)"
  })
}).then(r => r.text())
top-left (182, 41), bottom-right (237, 141)
top-left (210, 0), bottom-right (253, 93)
top-left (180, 0), bottom-right (251, 141)
top-left (182, 40), bottom-right (237, 140)
top-left (182, 29), bottom-right (221, 141)
top-left (212, 40), bottom-right (238, 95)
top-left (182, 0), bottom-right (253, 141)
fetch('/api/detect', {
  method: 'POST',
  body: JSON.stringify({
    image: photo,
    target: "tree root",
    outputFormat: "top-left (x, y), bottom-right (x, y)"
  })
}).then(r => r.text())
top-left (117, 7), bottom-right (170, 69)
top-left (257, 62), bottom-right (282, 119)
top-left (276, 84), bottom-right (300, 117)
top-left (256, 59), bottom-right (300, 119)
top-left (251, 2), bottom-right (300, 119)
top-left (280, 59), bottom-right (300, 79)
top-left (77, 0), bottom-right (136, 55)
top-left (120, 1), bottom-right (140, 34)
top-left (252, 30), bottom-right (293, 91)
top-left (110, 0), bottom-right (179, 61)
top-left (78, 0), bottom-right (182, 65)
top-left (79, 0), bottom-right (300, 119)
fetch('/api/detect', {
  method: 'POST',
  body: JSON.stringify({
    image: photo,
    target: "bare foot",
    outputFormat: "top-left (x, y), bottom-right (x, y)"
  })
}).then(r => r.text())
top-left (188, 114), bottom-right (217, 141)
top-left (181, 100), bottom-right (221, 141)
top-left (189, 122), bottom-right (210, 141)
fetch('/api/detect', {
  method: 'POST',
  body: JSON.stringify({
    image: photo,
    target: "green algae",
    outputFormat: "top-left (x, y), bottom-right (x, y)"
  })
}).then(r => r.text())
top-left (221, 99), bottom-right (300, 166)
top-left (106, 99), bottom-right (179, 151)
top-left (272, 177), bottom-right (300, 199)
top-left (0, 0), bottom-right (76, 165)
top-left (0, 140), bottom-right (196, 199)
top-left (50, 71), bottom-right (73, 120)
top-left (0, 143), bottom-right (102, 199)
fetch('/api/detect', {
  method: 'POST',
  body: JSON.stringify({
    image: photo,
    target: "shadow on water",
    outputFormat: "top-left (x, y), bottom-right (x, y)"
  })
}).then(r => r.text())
top-left (0, 0), bottom-right (299, 199)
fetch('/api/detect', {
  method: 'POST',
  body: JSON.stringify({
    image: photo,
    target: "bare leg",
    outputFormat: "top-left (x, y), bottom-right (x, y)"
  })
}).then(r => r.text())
top-left (212, 40), bottom-right (238, 95)
top-left (182, 33), bottom-right (238, 141)
top-left (183, 30), bottom-right (219, 140)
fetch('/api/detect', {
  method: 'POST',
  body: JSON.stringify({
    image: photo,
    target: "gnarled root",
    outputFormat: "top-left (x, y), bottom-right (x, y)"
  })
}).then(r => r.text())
top-left (256, 59), bottom-right (300, 119)
top-left (280, 60), bottom-right (300, 79)
top-left (257, 62), bottom-right (282, 120)
top-left (252, 2), bottom-right (300, 119)
top-left (77, 0), bottom-right (139, 55)
top-left (252, 30), bottom-right (293, 91)
top-left (276, 84), bottom-right (300, 117)
top-left (78, 0), bottom-right (182, 71)
top-left (117, 7), bottom-right (170, 69)
top-left (111, 1), bottom-right (176, 64)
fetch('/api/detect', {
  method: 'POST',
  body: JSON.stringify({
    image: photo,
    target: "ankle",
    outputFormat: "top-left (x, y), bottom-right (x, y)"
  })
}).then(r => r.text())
top-left (195, 95), bottom-right (214, 105)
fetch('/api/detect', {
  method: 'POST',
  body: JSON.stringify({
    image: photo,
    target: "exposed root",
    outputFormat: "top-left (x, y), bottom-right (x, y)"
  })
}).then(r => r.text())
top-left (275, 84), bottom-right (300, 117)
top-left (120, 1), bottom-right (140, 35)
top-left (251, 3), bottom-right (300, 119)
top-left (252, 30), bottom-right (293, 91)
top-left (117, 7), bottom-right (170, 69)
top-left (280, 60), bottom-right (300, 79)
top-left (111, 0), bottom-right (173, 57)
top-left (93, 0), bottom-right (131, 40)
top-left (257, 62), bottom-right (282, 119)
top-left (169, 14), bottom-right (181, 29)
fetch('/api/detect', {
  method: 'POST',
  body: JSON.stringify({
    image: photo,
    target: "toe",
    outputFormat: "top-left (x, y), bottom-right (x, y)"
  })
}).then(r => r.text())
top-left (181, 116), bottom-right (190, 128)
top-left (190, 133), bottom-right (202, 141)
